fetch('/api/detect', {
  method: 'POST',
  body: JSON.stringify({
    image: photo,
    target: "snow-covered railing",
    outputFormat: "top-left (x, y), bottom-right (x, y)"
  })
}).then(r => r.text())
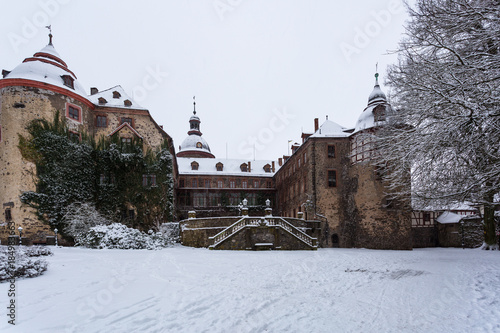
top-left (209, 216), bottom-right (317, 250)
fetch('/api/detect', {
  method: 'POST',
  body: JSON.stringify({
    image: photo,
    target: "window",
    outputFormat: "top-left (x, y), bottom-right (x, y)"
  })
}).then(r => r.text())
top-left (254, 180), bottom-right (259, 188)
top-left (216, 162), bottom-right (223, 171)
top-left (328, 145), bottom-right (335, 158)
top-left (121, 137), bottom-right (132, 145)
top-left (61, 75), bottom-right (74, 89)
top-left (328, 170), bottom-right (337, 187)
top-left (204, 180), bottom-right (210, 188)
top-left (229, 180), bottom-right (235, 188)
top-left (423, 212), bottom-right (431, 222)
top-left (96, 115), bottom-right (107, 128)
top-left (69, 131), bottom-right (80, 143)
top-left (263, 164), bottom-right (271, 173)
top-left (217, 180), bottom-right (223, 188)
top-left (191, 161), bottom-right (199, 170)
top-left (66, 104), bottom-right (81, 122)
top-left (124, 100), bottom-right (132, 107)
top-left (5, 208), bottom-right (12, 221)
top-left (113, 91), bottom-right (121, 99)
top-left (196, 142), bottom-right (202, 148)
top-left (373, 105), bottom-right (386, 122)
top-left (192, 179), bottom-right (197, 188)
top-left (179, 179), bottom-right (185, 188)
top-left (304, 152), bottom-right (307, 163)
top-left (242, 180), bottom-right (247, 188)
top-left (142, 174), bottom-right (157, 187)
top-left (98, 97), bottom-right (107, 105)
top-left (240, 163), bottom-right (248, 172)
top-left (298, 158), bottom-right (301, 168)
top-left (266, 181), bottom-right (272, 188)
top-left (121, 117), bottom-right (133, 126)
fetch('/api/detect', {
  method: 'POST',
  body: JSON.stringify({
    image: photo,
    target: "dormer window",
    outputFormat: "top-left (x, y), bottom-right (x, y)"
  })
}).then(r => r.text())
top-left (61, 75), bottom-right (74, 89)
top-left (112, 91), bottom-right (121, 99)
top-left (263, 164), bottom-right (271, 173)
top-left (124, 99), bottom-right (132, 107)
top-left (216, 162), bottom-right (224, 172)
top-left (240, 163), bottom-right (248, 172)
top-left (98, 97), bottom-right (107, 105)
top-left (191, 161), bottom-right (199, 170)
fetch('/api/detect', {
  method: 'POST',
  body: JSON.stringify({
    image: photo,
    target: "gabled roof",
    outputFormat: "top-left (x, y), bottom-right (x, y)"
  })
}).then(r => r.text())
top-left (107, 122), bottom-right (143, 139)
top-left (88, 85), bottom-right (146, 110)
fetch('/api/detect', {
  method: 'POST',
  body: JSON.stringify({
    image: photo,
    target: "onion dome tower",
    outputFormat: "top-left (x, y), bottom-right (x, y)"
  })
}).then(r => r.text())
top-left (353, 72), bottom-right (393, 134)
top-left (176, 98), bottom-right (215, 158)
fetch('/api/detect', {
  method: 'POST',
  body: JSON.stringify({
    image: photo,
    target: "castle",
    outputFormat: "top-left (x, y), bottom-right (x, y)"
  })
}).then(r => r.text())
top-left (0, 35), bottom-right (176, 244)
top-left (2, 36), bottom-right (474, 249)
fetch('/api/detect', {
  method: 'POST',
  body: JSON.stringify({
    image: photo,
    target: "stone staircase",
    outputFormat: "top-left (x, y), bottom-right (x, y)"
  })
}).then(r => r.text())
top-left (208, 216), bottom-right (318, 250)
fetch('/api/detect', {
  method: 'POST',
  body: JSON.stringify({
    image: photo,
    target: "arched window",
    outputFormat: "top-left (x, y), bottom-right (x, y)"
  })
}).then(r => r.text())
top-left (216, 162), bottom-right (224, 171)
top-left (191, 161), bottom-right (199, 170)
top-left (240, 163), bottom-right (248, 172)
top-left (263, 164), bottom-right (271, 173)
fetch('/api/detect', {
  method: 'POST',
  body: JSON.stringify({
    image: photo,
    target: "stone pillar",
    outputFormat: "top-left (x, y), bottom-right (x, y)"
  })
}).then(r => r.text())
top-left (298, 212), bottom-right (304, 220)
top-left (188, 211), bottom-right (196, 219)
top-left (265, 207), bottom-right (272, 217)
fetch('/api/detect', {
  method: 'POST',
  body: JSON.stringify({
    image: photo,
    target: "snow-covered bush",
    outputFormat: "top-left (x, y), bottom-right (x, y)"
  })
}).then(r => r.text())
top-left (0, 246), bottom-right (49, 282)
top-left (159, 222), bottom-right (180, 243)
top-left (23, 245), bottom-right (53, 257)
top-left (62, 202), bottom-right (111, 240)
top-left (77, 223), bottom-right (174, 250)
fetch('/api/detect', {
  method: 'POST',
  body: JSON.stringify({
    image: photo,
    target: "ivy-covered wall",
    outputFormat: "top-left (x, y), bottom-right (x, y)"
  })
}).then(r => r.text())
top-left (18, 113), bottom-right (174, 240)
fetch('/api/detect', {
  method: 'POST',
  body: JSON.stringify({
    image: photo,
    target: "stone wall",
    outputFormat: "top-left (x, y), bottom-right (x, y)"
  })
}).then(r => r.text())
top-left (180, 216), bottom-right (319, 250)
top-left (0, 86), bottom-right (92, 244)
top-left (411, 227), bottom-right (438, 248)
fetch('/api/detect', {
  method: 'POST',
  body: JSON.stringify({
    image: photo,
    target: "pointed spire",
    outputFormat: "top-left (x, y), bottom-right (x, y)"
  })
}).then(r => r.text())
top-left (193, 96), bottom-right (196, 115)
top-left (45, 25), bottom-right (53, 45)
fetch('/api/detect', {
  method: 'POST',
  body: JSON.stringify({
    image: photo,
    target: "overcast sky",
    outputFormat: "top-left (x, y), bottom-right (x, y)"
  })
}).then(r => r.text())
top-left (1, 0), bottom-right (410, 161)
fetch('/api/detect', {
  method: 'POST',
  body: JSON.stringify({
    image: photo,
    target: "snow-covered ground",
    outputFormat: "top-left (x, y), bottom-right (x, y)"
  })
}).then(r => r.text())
top-left (2, 246), bottom-right (500, 333)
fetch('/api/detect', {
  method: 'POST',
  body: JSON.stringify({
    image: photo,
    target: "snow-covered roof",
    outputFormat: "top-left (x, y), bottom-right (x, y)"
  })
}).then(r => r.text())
top-left (178, 157), bottom-right (277, 177)
top-left (436, 211), bottom-right (464, 224)
top-left (179, 134), bottom-right (213, 155)
top-left (2, 43), bottom-right (87, 97)
top-left (310, 119), bottom-right (350, 138)
top-left (88, 85), bottom-right (146, 110)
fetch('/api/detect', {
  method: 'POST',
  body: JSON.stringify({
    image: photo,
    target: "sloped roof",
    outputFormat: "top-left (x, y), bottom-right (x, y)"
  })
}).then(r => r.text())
top-left (310, 120), bottom-right (350, 138)
top-left (436, 211), bottom-right (464, 224)
top-left (88, 85), bottom-right (146, 110)
top-left (177, 157), bottom-right (277, 177)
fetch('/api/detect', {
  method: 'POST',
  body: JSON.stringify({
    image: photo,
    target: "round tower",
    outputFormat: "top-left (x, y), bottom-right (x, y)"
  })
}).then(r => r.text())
top-left (346, 72), bottom-right (412, 250)
top-left (0, 34), bottom-right (92, 244)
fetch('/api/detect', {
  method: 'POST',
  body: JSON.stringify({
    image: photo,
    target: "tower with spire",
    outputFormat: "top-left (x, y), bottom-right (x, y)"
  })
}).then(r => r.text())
top-left (177, 98), bottom-right (215, 158)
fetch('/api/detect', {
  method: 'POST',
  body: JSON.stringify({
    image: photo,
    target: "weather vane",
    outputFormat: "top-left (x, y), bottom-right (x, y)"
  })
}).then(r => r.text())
top-left (193, 96), bottom-right (196, 114)
top-left (45, 25), bottom-right (52, 34)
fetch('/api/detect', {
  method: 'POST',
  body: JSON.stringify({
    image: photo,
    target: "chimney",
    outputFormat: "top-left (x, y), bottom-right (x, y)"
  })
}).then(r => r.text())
top-left (314, 118), bottom-right (319, 132)
top-left (90, 87), bottom-right (99, 95)
top-left (248, 161), bottom-right (251, 172)
top-left (272, 161), bottom-right (275, 173)
top-left (278, 158), bottom-right (283, 166)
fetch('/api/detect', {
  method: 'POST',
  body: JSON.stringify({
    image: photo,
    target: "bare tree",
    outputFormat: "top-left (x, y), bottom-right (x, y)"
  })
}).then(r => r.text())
top-left (378, 0), bottom-right (500, 248)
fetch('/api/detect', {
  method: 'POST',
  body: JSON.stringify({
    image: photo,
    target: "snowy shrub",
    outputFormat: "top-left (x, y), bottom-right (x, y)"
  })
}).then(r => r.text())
top-left (62, 202), bottom-right (111, 240)
top-left (77, 223), bottom-right (174, 250)
top-left (159, 222), bottom-right (180, 243)
top-left (23, 245), bottom-right (53, 257)
top-left (0, 246), bottom-right (49, 282)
